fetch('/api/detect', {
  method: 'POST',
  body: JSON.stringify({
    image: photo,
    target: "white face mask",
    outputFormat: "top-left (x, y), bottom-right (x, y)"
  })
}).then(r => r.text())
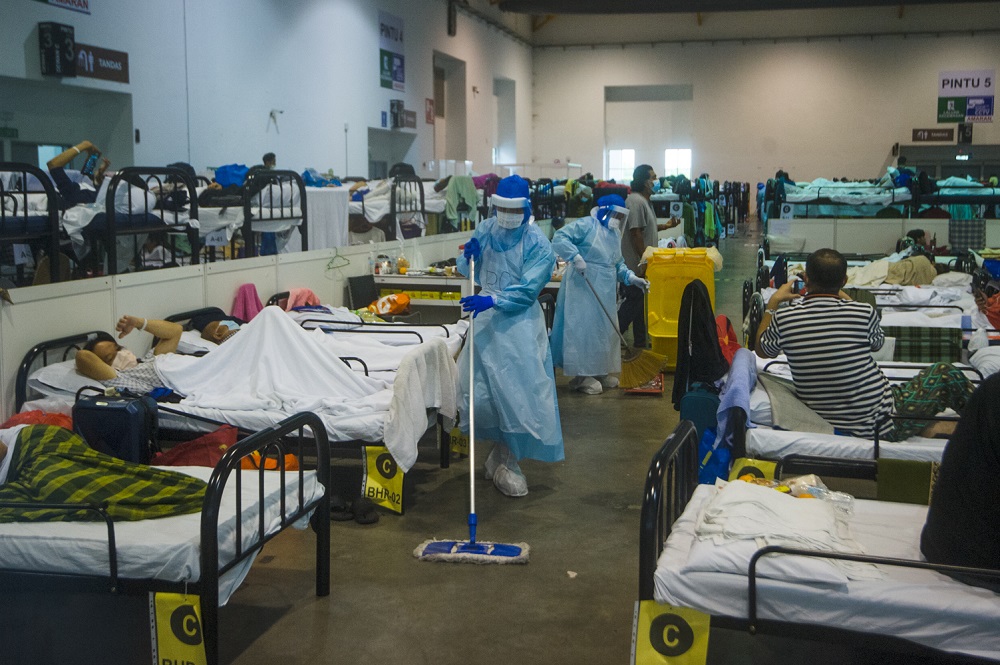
top-left (496, 210), bottom-right (523, 229)
top-left (609, 217), bottom-right (622, 231)
top-left (112, 348), bottom-right (139, 371)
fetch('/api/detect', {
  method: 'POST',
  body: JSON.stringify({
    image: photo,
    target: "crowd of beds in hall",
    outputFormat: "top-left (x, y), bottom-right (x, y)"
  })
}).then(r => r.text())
top-left (635, 239), bottom-right (1000, 663)
top-left (0, 159), bottom-right (311, 286)
top-left (1, 278), bottom-right (477, 660)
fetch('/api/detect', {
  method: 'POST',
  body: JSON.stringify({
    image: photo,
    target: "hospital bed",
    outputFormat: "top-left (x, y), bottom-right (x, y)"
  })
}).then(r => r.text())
top-left (16, 306), bottom-right (457, 482)
top-left (0, 410), bottom-right (330, 665)
top-left (0, 162), bottom-right (64, 284)
top-left (637, 421), bottom-right (1000, 664)
top-left (194, 169), bottom-right (308, 259)
top-left (60, 166), bottom-right (203, 275)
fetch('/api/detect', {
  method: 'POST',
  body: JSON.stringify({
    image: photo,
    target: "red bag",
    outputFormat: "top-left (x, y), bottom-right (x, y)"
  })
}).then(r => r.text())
top-left (983, 293), bottom-right (1000, 331)
top-left (150, 425), bottom-right (238, 467)
top-left (1, 410), bottom-right (73, 431)
top-left (716, 315), bottom-right (741, 365)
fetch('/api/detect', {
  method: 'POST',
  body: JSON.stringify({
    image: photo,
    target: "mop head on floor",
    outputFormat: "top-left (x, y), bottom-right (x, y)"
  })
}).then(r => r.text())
top-left (414, 539), bottom-right (530, 564)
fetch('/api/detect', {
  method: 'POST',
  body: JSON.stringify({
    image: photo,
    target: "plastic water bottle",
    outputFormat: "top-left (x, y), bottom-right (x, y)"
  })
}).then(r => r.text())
top-left (368, 242), bottom-right (376, 275)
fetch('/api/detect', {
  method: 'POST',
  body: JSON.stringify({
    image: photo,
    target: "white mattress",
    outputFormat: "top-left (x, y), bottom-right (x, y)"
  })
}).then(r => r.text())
top-left (746, 426), bottom-right (946, 463)
top-left (0, 465), bottom-right (324, 606)
top-left (782, 179), bottom-right (912, 205)
top-left (654, 484), bottom-right (1000, 659)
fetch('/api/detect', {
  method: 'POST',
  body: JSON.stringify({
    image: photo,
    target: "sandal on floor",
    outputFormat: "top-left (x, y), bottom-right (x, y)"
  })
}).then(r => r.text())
top-left (351, 497), bottom-right (380, 525)
top-left (330, 494), bottom-right (354, 521)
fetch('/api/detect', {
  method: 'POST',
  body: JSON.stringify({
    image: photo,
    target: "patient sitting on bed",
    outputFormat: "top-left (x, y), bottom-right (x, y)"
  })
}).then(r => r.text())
top-left (921, 373), bottom-right (1000, 592)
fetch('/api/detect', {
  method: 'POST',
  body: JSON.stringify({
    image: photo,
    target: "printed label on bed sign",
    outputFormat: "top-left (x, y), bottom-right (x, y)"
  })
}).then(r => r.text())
top-left (203, 228), bottom-right (228, 247)
top-left (632, 601), bottom-right (709, 665)
top-left (449, 426), bottom-right (469, 456)
top-left (362, 445), bottom-right (403, 513)
top-left (150, 592), bottom-right (207, 665)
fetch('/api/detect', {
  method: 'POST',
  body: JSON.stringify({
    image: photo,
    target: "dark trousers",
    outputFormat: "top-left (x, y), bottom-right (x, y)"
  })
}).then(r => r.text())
top-left (49, 167), bottom-right (97, 207)
top-left (618, 284), bottom-right (646, 348)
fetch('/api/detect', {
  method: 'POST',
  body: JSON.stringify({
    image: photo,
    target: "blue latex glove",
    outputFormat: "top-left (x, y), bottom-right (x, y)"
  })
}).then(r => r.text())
top-left (460, 294), bottom-right (494, 318)
top-left (463, 237), bottom-right (481, 262)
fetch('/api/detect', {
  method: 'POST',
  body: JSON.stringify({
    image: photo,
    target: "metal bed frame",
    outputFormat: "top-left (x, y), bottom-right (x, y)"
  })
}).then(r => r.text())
top-left (99, 166), bottom-right (202, 275)
top-left (15, 307), bottom-right (454, 490)
top-left (241, 169), bottom-right (308, 257)
top-left (638, 420), bottom-right (1000, 664)
top-left (0, 411), bottom-right (331, 665)
top-left (0, 162), bottom-right (65, 284)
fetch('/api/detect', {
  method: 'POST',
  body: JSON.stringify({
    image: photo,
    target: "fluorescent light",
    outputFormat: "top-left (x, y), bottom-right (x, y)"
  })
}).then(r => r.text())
top-left (956, 154), bottom-right (971, 161)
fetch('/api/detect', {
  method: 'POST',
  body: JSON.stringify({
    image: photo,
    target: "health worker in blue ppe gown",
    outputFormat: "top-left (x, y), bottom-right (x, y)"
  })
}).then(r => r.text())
top-left (550, 194), bottom-right (649, 395)
top-left (456, 175), bottom-right (564, 498)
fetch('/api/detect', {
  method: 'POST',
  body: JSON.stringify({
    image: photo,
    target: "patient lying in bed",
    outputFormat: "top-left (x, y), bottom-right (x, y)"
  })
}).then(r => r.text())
top-left (0, 424), bottom-right (206, 522)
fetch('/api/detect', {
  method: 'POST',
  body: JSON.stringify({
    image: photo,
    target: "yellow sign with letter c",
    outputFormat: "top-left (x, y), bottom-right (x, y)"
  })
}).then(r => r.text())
top-left (632, 600), bottom-right (710, 664)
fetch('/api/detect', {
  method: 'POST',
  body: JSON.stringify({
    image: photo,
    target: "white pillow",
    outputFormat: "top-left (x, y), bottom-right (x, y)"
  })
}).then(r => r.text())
top-left (969, 347), bottom-right (1000, 378)
top-left (932, 271), bottom-right (973, 288)
top-left (28, 360), bottom-right (99, 397)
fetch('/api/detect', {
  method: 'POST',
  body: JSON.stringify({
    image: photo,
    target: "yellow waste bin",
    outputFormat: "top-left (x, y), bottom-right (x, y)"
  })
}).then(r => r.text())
top-left (645, 248), bottom-right (716, 370)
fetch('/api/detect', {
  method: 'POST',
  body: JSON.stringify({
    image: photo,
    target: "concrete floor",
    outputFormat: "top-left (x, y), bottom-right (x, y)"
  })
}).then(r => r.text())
top-left (218, 225), bottom-right (764, 664)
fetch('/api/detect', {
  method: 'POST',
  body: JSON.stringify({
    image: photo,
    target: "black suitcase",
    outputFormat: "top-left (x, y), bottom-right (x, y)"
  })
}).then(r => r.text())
top-left (72, 387), bottom-right (159, 464)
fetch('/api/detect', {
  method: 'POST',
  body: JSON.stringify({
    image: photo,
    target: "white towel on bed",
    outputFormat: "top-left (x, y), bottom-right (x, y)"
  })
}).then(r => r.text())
top-left (383, 338), bottom-right (458, 471)
top-left (695, 480), bottom-right (880, 580)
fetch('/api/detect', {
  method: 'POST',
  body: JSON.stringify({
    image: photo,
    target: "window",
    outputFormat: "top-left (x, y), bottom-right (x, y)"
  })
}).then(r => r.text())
top-left (607, 148), bottom-right (635, 182)
top-left (663, 149), bottom-right (692, 179)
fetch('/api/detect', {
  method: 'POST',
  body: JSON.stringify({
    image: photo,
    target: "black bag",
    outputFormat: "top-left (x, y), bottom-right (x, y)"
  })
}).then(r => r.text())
top-left (72, 387), bottom-right (159, 464)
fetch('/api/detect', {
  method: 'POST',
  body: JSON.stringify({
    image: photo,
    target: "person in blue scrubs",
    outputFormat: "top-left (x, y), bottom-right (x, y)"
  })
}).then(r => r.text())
top-left (456, 175), bottom-right (563, 497)
top-left (550, 194), bottom-right (648, 394)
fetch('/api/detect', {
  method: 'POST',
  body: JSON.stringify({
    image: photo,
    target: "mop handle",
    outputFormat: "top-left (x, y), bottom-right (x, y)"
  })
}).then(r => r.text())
top-left (468, 257), bottom-right (476, 521)
top-left (582, 274), bottom-right (629, 348)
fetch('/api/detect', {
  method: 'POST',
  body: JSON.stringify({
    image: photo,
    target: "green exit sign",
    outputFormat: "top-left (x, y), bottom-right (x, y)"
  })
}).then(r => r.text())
top-left (0, 127), bottom-right (18, 139)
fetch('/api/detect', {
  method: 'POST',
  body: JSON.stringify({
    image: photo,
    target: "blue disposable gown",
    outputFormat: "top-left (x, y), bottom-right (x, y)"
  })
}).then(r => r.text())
top-left (550, 216), bottom-right (631, 377)
top-left (456, 218), bottom-right (564, 463)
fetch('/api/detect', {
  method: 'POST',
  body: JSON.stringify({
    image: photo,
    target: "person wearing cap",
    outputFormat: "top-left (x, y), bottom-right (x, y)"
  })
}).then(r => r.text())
top-left (550, 194), bottom-right (648, 394)
top-left (455, 174), bottom-right (563, 497)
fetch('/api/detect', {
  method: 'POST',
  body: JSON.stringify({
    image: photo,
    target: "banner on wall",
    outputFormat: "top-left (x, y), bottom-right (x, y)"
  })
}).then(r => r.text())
top-left (379, 11), bottom-right (405, 92)
top-left (33, 0), bottom-right (90, 15)
top-left (938, 70), bottom-right (994, 123)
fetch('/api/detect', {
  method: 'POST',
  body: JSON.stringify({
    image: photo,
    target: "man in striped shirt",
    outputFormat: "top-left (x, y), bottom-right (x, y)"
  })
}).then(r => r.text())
top-left (755, 248), bottom-right (973, 441)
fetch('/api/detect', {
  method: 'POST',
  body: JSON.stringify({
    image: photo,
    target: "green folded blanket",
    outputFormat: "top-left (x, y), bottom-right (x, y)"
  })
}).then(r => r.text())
top-left (0, 425), bottom-right (206, 522)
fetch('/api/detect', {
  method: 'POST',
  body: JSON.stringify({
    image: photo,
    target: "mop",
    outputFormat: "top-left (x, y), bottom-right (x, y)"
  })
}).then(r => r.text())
top-left (414, 256), bottom-right (529, 564)
top-left (582, 275), bottom-right (666, 389)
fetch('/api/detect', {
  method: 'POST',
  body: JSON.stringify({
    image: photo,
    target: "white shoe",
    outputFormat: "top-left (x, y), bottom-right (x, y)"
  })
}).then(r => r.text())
top-left (599, 375), bottom-right (619, 389)
top-left (493, 465), bottom-right (528, 497)
top-left (577, 376), bottom-right (603, 395)
top-left (568, 376), bottom-right (585, 390)
top-left (484, 445), bottom-right (501, 480)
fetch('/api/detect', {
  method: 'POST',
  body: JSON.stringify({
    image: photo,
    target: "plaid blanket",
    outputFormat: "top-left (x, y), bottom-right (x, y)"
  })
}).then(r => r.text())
top-left (0, 425), bottom-right (206, 522)
top-left (882, 325), bottom-right (962, 363)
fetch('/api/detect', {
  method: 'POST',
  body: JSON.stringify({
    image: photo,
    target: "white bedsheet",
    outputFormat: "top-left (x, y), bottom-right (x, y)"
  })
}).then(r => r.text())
top-left (25, 308), bottom-right (458, 471)
top-left (287, 306), bottom-right (468, 356)
top-left (0, 465), bottom-right (324, 606)
top-left (654, 484), bottom-right (1000, 659)
top-left (746, 427), bottom-right (947, 463)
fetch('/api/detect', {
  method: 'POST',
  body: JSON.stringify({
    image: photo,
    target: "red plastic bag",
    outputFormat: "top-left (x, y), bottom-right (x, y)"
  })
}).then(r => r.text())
top-left (1, 410), bottom-right (73, 431)
top-left (150, 425), bottom-right (238, 467)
